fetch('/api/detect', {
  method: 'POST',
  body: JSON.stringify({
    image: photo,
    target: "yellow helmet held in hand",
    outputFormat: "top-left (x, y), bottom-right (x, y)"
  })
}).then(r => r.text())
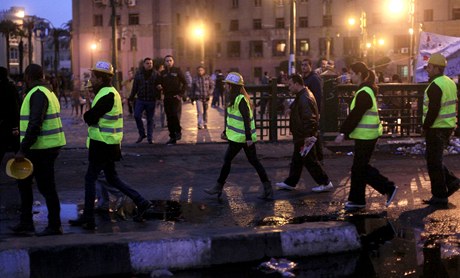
top-left (224, 72), bottom-right (244, 86)
top-left (91, 61), bottom-right (114, 76)
top-left (6, 158), bottom-right (33, 180)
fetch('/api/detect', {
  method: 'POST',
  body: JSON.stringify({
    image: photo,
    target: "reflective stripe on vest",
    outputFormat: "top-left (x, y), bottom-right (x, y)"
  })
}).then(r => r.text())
top-left (349, 86), bottom-right (383, 140)
top-left (20, 86), bottom-right (66, 149)
top-left (226, 94), bottom-right (257, 143)
top-left (87, 87), bottom-right (123, 147)
top-left (422, 75), bottom-right (458, 128)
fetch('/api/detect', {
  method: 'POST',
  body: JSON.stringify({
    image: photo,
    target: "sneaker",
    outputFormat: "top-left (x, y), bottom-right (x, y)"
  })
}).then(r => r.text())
top-left (69, 217), bottom-right (96, 230)
top-left (385, 186), bottom-right (398, 207)
top-left (275, 182), bottom-right (296, 191)
top-left (166, 138), bottom-right (176, 145)
top-left (422, 197), bottom-right (448, 206)
top-left (175, 133), bottom-right (182, 140)
top-left (312, 182), bottom-right (334, 193)
top-left (9, 222), bottom-right (35, 234)
top-left (344, 201), bottom-right (366, 209)
top-left (35, 226), bottom-right (63, 237)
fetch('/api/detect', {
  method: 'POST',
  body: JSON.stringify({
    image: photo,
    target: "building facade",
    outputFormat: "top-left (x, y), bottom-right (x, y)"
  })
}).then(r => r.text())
top-left (72, 0), bottom-right (460, 84)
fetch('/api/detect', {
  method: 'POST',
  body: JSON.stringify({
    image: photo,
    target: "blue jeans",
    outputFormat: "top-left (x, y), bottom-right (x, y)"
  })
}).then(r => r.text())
top-left (83, 160), bottom-right (148, 220)
top-left (134, 99), bottom-right (156, 141)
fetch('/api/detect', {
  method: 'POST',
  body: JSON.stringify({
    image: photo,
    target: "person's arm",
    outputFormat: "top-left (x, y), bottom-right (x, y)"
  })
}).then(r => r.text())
top-left (208, 77), bottom-right (215, 100)
top-left (339, 92), bottom-right (372, 137)
top-left (178, 69), bottom-right (188, 97)
top-left (423, 83), bottom-right (442, 130)
top-left (239, 98), bottom-right (252, 141)
top-left (84, 93), bottom-right (114, 126)
top-left (20, 90), bottom-right (48, 153)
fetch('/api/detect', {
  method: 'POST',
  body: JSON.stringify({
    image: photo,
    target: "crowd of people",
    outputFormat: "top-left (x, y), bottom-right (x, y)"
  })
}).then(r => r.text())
top-left (1, 52), bottom-right (459, 236)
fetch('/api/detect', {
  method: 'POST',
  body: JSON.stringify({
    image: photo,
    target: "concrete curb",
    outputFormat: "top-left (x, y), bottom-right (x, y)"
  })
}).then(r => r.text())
top-left (0, 222), bottom-right (360, 277)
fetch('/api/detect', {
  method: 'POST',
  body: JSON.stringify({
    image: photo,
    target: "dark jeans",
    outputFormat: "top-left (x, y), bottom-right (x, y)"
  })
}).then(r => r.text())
top-left (164, 97), bottom-right (182, 139)
top-left (425, 128), bottom-right (458, 198)
top-left (217, 140), bottom-right (269, 184)
top-left (17, 148), bottom-right (61, 228)
top-left (348, 139), bottom-right (394, 205)
top-left (134, 99), bottom-right (156, 141)
top-left (284, 140), bottom-right (329, 187)
top-left (83, 160), bottom-right (148, 220)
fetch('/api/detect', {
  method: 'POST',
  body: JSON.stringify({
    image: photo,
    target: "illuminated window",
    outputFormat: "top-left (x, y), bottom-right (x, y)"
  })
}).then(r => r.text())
top-left (273, 40), bottom-right (286, 56)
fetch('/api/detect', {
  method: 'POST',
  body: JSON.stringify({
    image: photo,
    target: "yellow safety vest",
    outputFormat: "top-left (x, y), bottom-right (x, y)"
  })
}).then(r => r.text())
top-left (349, 86), bottom-right (383, 140)
top-left (422, 75), bottom-right (457, 128)
top-left (87, 87), bottom-right (123, 147)
top-left (226, 94), bottom-right (257, 143)
top-left (20, 86), bottom-right (66, 149)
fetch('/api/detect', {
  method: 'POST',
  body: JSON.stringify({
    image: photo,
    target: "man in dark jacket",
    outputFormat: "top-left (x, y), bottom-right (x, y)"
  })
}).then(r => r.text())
top-left (275, 74), bottom-right (333, 192)
top-left (0, 67), bottom-right (20, 163)
top-left (156, 55), bottom-right (188, 145)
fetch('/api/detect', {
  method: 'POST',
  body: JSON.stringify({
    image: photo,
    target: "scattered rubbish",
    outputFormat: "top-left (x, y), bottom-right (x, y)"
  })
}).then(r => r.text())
top-left (150, 269), bottom-right (174, 277)
top-left (394, 137), bottom-right (460, 155)
top-left (347, 152), bottom-right (353, 156)
top-left (258, 258), bottom-right (297, 277)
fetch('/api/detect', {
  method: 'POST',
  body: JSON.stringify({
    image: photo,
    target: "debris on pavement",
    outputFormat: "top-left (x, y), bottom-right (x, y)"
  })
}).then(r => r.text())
top-left (258, 258), bottom-right (297, 277)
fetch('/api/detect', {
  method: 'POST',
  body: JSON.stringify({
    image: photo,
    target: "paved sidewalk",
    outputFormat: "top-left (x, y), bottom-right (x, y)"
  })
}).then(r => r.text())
top-left (1, 100), bottom-right (459, 277)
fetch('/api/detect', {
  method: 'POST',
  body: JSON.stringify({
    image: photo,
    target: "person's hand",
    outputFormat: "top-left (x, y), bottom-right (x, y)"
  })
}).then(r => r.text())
top-left (12, 127), bottom-right (19, 136)
top-left (14, 151), bottom-right (25, 162)
top-left (246, 140), bottom-right (254, 147)
top-left (335, 133), bottom-right (345, 144)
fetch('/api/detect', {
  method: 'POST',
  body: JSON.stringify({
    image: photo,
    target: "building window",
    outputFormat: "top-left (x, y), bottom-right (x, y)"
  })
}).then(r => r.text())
top-left (275, 0), bottom-right (284, 7)
top-left (94, 14), bottom-right (103, 26)
top-left (215, 22), bottom-right (221, 31)
top-left (176, 13), bottom-right (181, 26)
top-left (276, 18), bottom-right (285, 28)
top-left (227, 41), bottom-right (241, 57)
top-left (253, 19), bottom-right (262, 29)
top-left (254, 67), bottom-right (262, 78)
top-left (452, 8), bottom-right (460, 20)
top-left (130, 35), bottom-right (137, 51)
top-left (299, 17), bottom-right (308, 28)
top-left (254, 0), bottom-right (262, 7)
top-left (117, 38), bottom-right (121, 51)
top-left (10, 47), bottom-right (18, 61)
top-left (230, 20), bottom-right (239, 31)
top-left (216, 42), bottom-right (222, 57)
top-left (272, 40), bottom-right (286, 56)
top-left (319, 37), bottom-right (333, 56)
top-left (250, 41), bottom-right (263, 57)
top-left (128, 14), bottom-right (139, 25)
top-left (393, 34), bottom-right (409, 53)
top-left (232, 0), bottom-right (239, 8)
top-left (296, 39), bottom-right (310, 56)
top-left (424, 9), bottom-right (433, 21)
top-left (343, 37), bottom-right (359, 56)
top-left (109, 15), bottom-right (121, 26)
top-left (322, 15), bottom-right (332, 27)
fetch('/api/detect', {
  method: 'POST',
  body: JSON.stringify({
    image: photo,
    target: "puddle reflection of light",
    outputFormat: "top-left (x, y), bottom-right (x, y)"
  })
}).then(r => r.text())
top-left (170, 185), bottom-right (182, 201)
top-left (187, 187), bottom-right (193, 204)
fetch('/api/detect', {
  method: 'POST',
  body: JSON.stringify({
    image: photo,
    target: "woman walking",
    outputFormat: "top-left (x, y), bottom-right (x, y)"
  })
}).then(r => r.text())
top-left (335, 62), bottom-right (397, 210)
top-left (204, 72), bottom-right (273, 201)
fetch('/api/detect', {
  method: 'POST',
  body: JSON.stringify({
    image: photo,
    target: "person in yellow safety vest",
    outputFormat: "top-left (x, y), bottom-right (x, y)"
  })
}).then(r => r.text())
top-left (421, 53), bottom-right (460, 206)
top-left (335, 62), bottom-right (397, 210)
top-left (69, 61), bottom-right (152, 230)
top-left (203, 72), bottom-right (273, 201)
top-left (10, 64), bottom-right (66, 237)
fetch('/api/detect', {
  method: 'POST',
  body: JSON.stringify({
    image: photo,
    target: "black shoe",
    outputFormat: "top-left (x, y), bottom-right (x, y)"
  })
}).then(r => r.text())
top-left (133, 201), bottom-right (152, 222)
top-left (148, 139), bottom-right (154, 144)
top-left (35, 226), bottom-right (63, 237)
top-left (136, 135), bottom-right (146, 143)
top-left (422, 197), bottom-right (448, 206)
top-left (447, 179), bottom-right (460, 197)
top-left (175, 133), bottom-right (182, 140)
top-left (9, 222), bottom-right (35, 234)
top-left (69, 217), bottom-right (96, 230)
top-left (166, 138), bottom-right (176, 145)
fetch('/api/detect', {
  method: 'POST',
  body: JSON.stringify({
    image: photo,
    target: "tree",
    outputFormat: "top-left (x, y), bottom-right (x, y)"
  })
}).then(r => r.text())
top-left (50, 27), bottom-right (70, 76)
top-left (0, 20), bottom-right (21, 72)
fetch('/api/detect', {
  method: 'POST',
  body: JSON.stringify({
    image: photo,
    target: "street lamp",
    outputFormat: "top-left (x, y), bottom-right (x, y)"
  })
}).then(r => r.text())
top-left (90, 42), bottom-right (97, 67)
top-left (288, 0), bottom-right (296, 75)
top-left (193, 25), bottom-right (205, 66)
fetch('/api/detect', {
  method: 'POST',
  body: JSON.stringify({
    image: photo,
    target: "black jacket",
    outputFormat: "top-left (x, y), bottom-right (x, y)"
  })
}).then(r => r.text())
top-left (289, 87), bottom-right (319, 143)
top-left (129, 69), bottom-right (158, 102)
top-left (156, 66), bottom-right (188, 98)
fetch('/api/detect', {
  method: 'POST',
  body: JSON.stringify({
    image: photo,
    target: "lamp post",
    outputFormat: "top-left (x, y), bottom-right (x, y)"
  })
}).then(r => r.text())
top-left (408, 0), bottom-right (415, 82)
top-left (288, 0), bottom-right (296, 75)
top-left (110, 0), bottom-right (119, 89)
top-left (360, 11), bottom-right (367, 60)
top-left (193, 25), bottom-right (205, 66)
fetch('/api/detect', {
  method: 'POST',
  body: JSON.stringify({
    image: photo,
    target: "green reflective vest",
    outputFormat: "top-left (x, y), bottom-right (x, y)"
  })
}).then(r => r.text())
top-left (20, 85), bottom-right (66, 149)
top-left (226, 94), bottom-right (257, 143)
top-left (87, 87), bottom-right (123, 147)
top-left (422, 75), bottom-right (457, 128)
top-left (349, 86), bottom-right (383, 140)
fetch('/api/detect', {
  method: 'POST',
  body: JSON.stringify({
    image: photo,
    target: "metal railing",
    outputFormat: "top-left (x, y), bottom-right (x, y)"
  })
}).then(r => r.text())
top-left (246, 81), bottom-right (459, 142)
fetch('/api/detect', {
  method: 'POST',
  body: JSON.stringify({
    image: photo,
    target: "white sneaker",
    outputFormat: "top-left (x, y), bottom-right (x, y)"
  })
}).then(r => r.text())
top-left (311, 182), bottom-right (334, 193)
top-left (275, 182), bottom-right (296, 191)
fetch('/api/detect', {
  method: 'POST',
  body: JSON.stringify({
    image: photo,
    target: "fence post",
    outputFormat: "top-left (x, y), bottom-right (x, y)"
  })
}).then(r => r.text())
top-left (269, 80), bottom-right (278, 142)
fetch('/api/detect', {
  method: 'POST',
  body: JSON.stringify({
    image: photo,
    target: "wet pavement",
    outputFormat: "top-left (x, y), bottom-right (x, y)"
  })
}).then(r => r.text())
top-left (1, 99), bottom-right (460, 277)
